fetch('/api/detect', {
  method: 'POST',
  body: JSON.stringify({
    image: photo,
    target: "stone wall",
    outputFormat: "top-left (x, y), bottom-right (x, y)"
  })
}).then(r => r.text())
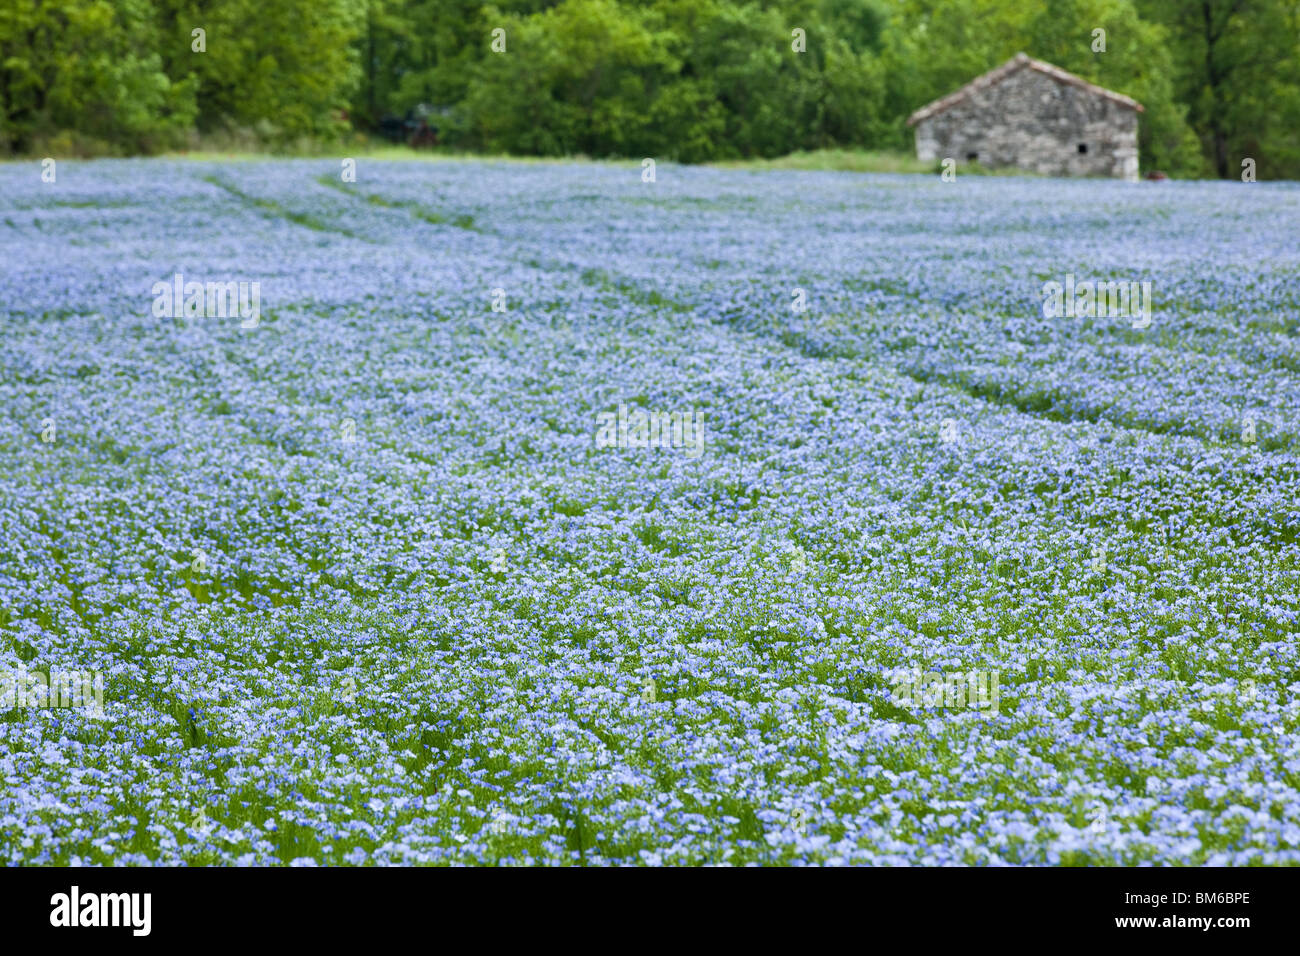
top-left (914, 66), bottom-right (1139, 180)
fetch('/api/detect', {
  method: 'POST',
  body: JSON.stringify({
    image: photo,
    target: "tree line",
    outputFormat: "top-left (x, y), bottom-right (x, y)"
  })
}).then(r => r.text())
top-left (2, 0), bottom-right (1297, 178)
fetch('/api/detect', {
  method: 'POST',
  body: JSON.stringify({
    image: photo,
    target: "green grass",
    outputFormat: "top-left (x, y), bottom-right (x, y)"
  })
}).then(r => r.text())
top-left (160, 145), bottom-right (640, 165)
top-left (709, 148), bottom-right (934, 174)
top-left (711, 149), bottom-right (1046, 176)
top-left (9, 144), bottom-right (1094, 180)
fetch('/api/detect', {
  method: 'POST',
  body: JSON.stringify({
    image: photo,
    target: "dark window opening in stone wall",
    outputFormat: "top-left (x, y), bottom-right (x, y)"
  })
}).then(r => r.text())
top-left (966, 152), bottom-right (978, 161)
top-left (1078, 143), bottom-right (1088, 154)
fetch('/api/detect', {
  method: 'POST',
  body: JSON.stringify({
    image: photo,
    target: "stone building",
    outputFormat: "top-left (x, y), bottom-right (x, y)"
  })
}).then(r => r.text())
top-left (907, 53), bottom-right (1143, 180)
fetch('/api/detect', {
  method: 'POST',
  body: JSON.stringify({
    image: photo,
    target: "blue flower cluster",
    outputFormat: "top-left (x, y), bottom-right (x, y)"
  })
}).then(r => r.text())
top-left (0, 158), bottom-right (1297, 865)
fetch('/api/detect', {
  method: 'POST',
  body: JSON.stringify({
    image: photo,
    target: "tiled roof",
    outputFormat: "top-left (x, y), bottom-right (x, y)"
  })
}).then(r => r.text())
top-left (906, 53), bottom-right (1145, 127)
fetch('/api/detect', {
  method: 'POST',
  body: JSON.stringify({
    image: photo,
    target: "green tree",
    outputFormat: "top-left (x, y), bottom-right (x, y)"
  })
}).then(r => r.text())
top-left (0, 0), bottom-right (196, 155)
top-left (1137, 0), bottom-right (1300, 179)
top-left (174, 0), bottom-right (367, 140)
top-left (464, 0), bottom-right (678, 156)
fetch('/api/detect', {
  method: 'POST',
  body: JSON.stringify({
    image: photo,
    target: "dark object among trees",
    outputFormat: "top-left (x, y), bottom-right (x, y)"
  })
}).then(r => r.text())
top-left (377, 112), bottom-right (439, 147)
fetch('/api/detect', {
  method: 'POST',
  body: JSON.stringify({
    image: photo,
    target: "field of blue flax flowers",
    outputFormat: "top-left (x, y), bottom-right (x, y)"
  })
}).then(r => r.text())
top-left (2, 157), bottom-right (1299, 866)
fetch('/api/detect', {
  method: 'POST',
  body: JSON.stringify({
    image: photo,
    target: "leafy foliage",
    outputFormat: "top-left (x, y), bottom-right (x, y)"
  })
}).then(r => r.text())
top-left (1, 0), bottom-right (1298, 173)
